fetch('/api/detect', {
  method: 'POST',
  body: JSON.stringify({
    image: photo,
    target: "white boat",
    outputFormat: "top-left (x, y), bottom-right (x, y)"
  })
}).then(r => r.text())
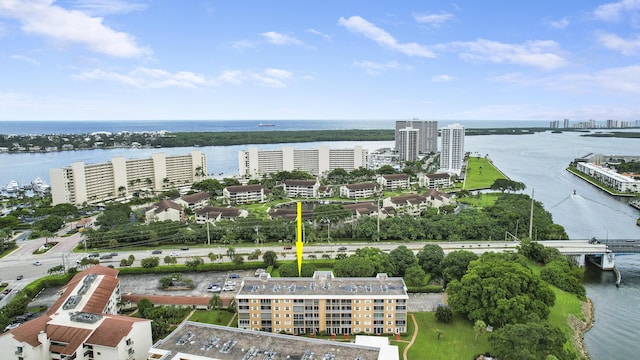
top-left (31, 177), bottom-right (50, 193)
top-left (258, 122), bottom-right (275, 127)
top-left (5, 180), bottom-right (19, 193)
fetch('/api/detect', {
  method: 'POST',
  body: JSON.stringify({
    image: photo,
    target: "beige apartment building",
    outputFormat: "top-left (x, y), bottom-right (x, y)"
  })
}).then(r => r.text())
top-left (236, 272), bottom-right (408, 336)
top-left (238, 145), bottom-right (368, 178)
top-left (50, 151), bottom-right (207, 205)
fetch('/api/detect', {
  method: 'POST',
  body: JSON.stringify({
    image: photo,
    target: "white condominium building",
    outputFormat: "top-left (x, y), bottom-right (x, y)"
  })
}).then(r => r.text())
top-left (239, 146), bottom-right (368, 178)
top-left (440, 123), bottom-right (465, 175)
top-left (236, 272), bottom-right (408, 336)
top-left (50, 151), bottom-right (207, 205)
top-left (398, 127), bottom-right (419, 162)
top-left (395, 119), bottom-right (438, 154)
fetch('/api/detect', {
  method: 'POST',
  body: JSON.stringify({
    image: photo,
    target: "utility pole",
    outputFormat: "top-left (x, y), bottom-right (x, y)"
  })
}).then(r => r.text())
top-left (377, 198), bottom-right (381, 242)
top-left (207, 221), bottom-right (211, 245)
top-left (529, 188), bottom-right (534, 239)
top-left (255, 225), bottom-right (260, 245)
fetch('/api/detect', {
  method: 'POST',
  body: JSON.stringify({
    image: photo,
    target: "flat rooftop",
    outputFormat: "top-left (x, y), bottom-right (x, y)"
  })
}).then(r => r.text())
top-left (151, 322), bottom-right (381, 360)
top-left (236, 272), bottom-right (407, 299)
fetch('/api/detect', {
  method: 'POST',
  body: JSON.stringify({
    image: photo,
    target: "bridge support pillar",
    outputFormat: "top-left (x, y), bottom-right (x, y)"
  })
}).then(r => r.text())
top-left (587, 253), bottom-right (615, 270)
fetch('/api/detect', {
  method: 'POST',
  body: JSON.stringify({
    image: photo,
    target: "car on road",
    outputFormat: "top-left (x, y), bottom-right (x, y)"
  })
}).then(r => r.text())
top-left (338, 246), bottom-right (347, 251)
top-left (16, 275), bottom-right (23, 280)
top-left (151, 250), bottom-right (162, 255)
top-left (169, 251), bottom-right (179, 256)
top-left (33, 261), bottom-right (42, 266)
top-left (283, 245), bottom-right (292, 250)
top-left (88, 253), bottom-right (99, 258)
top-left (109, 252), bottom-right (119, 256)
top-left (180, 246), bottom-right (190, 251)
top-left (99, 254), bottom-right (112, 260)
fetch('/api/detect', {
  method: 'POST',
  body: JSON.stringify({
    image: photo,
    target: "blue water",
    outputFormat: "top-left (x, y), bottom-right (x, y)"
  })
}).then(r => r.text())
top-left (0, 119), bottom-right (550, 135)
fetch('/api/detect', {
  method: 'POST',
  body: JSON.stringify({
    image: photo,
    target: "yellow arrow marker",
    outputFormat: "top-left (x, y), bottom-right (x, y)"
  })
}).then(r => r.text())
top-left (296, 201), bottom-right (303, 277)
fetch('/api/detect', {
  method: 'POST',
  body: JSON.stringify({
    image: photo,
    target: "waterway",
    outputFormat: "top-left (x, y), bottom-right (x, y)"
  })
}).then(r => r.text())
top-left (0, 128), bottom-right (638, 358)
top-left (462, 131), bottom-right (639, 360)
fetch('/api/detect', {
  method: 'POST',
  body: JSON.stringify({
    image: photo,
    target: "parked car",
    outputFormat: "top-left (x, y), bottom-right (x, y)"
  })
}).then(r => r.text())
top-left (223, 285), bottom-right (235, 291)
top-left (228, 273), bottom-right (240, 279)
top-left (151, 250), bottom-right (162, 255)
top-left (33, 261), bottom-right (42, 266)
top-left (207, 283), bottom-right (221, 293)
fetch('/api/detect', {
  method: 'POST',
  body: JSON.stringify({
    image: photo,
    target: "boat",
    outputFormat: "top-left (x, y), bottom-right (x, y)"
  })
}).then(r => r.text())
top-left (630, 199), bottom-right (640, 211)
top-left (31, 177), bottom-right (50, 194)
top-left (4, 180), bottom-right (19, 193)
top-left (258, 122), bottom-right (275, 127)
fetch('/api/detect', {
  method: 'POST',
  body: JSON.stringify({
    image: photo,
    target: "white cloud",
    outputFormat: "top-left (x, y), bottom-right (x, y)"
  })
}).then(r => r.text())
top-left (260, 31), bottom-right (303, 46)
top-left (548, 17), bottom-right (570, 29)
top-left (353, 60), bottom-right (406, 75)
top-left (70, 0), bottom-right (147, 16)
top-left (10, 54), bottom-right (40, 65)
top-left (75, 67), bottom-right (297, 89)
top-left (338, 15), bottom-right (435, 58)
top-left (432, 74), bottom-right (455, 82)
top-left (74, 67), bottom-right (208, 88)
top-left (593, 0), bottom-right (640, 22)
top-left (595, 31), bottom-right (640, 54)
top-left (446, 38), bottom-right (568, 69)
top-left (231, 40), bottom-right (258, 50)
top-left (306, 28), bottom-right (332, 40)
top-left (494, 65), bottom-right (640, 95)
top-left (413, 12), bottom-right (454, 27)
top-left (0, 0), bottom-right (149, 58)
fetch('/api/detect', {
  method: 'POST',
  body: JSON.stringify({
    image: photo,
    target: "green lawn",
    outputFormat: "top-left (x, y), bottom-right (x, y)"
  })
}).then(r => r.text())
top-left (457, 192), bottom-right (502, 208)
top-left (188, 309), bottom-right (235, 326)
top-left (464, 157), bottom-right (507, 190)
top-left (407, 313), bottom-right (492, 360)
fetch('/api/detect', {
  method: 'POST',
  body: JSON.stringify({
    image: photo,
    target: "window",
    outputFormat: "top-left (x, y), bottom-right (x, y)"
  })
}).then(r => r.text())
top-left (355, 307), bottom-right (360, 311)
top-left (252, 314), bottom-right (258, 318)
top-left (275, 307), bottom-right (280, 311)
top-left (275, 314), bottom-right (280, 318)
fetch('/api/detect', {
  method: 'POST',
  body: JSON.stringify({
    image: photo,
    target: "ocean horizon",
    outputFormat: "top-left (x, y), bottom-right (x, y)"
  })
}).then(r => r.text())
top-left (0, 119), bottom-right (551, 136)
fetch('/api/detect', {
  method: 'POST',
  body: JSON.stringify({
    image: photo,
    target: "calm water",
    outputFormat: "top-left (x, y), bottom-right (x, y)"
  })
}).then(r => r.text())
top-left (0, 121), bottom-right (638, 358)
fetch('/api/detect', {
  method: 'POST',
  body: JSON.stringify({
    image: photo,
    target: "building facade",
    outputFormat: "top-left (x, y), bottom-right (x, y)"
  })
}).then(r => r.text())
top-left (377, 174), bottom-right (410, 191)
top-left (0, 266), bottom-right (152, 360)
top-left (394, 119), bottom-right (438, 154)
top-left (283, 179), bottom-right (320, 198)
top-left (236, 272), bottom-right (408, 336)
top-left (339, 182), bottom-right (381, 199)
top-left (50, 151), bottom-right (207, 205)
top-left (222, 184), bottom-right (265, 204)
top-left (398, 127), bottom-right (419, 162)
top-left (239, 146), bottom-right (368, 179)
top-left (575, 162), bottom-right (640, 193)
top-left (440, 123), bottom-right (465, 175)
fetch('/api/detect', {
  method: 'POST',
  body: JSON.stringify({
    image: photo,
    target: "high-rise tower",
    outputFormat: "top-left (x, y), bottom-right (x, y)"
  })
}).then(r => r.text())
top-left (440, 123), bottom-right (465, 175)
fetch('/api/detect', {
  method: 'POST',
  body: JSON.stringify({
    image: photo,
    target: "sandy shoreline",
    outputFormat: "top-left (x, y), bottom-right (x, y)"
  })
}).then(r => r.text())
top-left (570, 298), bottom-right (595, 360)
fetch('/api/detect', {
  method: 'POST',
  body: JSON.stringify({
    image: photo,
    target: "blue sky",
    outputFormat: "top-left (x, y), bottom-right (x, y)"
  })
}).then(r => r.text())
top-left (1, 0), bottom-right (639, 121)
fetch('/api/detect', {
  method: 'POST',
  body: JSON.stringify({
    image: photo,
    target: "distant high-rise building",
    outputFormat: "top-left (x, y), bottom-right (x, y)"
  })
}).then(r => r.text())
top-left (398, 127), bottom-right (419, 162)
top-left (563, 118), bottom-right (570, 128)
top-left (440, 123), bottom-right (465, 175)
top-left (239, 145), bottom-right (368, 178)
top-left (50, 151), bottom-right (206, 205)
top-left (550, 120), bottom-right (560, 129)
top-left (395, 119), bottom-right (437, 153)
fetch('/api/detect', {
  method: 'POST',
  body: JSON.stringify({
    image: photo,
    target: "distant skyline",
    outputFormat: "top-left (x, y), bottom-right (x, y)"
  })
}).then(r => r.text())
top-left (1, 0), bottom-right (639, 121)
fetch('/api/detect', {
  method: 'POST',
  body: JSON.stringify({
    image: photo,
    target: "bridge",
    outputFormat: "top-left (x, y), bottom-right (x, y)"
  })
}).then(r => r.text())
top-left (532, 239), bottom-right (640, 270)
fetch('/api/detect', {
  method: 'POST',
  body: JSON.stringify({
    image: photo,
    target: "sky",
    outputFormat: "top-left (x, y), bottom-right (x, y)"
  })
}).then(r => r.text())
top-left (1, 0), bottom-right (640, 121)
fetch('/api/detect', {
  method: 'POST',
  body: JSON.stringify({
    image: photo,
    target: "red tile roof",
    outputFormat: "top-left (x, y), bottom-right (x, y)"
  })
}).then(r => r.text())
top-left (85, 316), bottom-right (149, 347)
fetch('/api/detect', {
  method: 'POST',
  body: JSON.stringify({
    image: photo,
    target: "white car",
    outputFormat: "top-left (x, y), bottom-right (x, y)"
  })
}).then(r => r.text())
top-left (169, 252), bottom-right (179, 257)
top-left (33, 261), bottom-right (42, 266)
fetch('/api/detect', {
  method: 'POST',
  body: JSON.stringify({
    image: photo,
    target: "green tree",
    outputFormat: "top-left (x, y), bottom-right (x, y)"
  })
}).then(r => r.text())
top-left (403, 265), bottom-right (426, 287)
top-left (489, 322), bottom-right (569, 360)
top-left (226, 246), bottom-right (236, 260)
top-left (263, 250), bottom-right (278, 267)
top-left (447, 252), bottom-right (555, 326)
top-left (47, 264), bottom-right (65, 275)
top-left (137, 298), bottom-right (154, 318)
top-left (278, 262), bottom-right (317, 277)
top-left (141, 257), bottom-right (160, 268)
top-left (353, 247), bottom-right (396, 275)
top-left (389, 245), bottom-right (417, 277)
top-left (474, 319), bottom-right (487, 346)
top-left (435, 305), bottom-right (453, 323)
top-left (232, 254), bottom-right (244, 265)
top-left (440, 250), bottom-right (478, 283)
top-left (333, 256), bottom-right (376, 277)
top-left (35, 216), bottom-right (64, 233)
top-left (164, 256), bottom-right (177, 265)
top-left (416, 244), bottom-right (444, 275)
